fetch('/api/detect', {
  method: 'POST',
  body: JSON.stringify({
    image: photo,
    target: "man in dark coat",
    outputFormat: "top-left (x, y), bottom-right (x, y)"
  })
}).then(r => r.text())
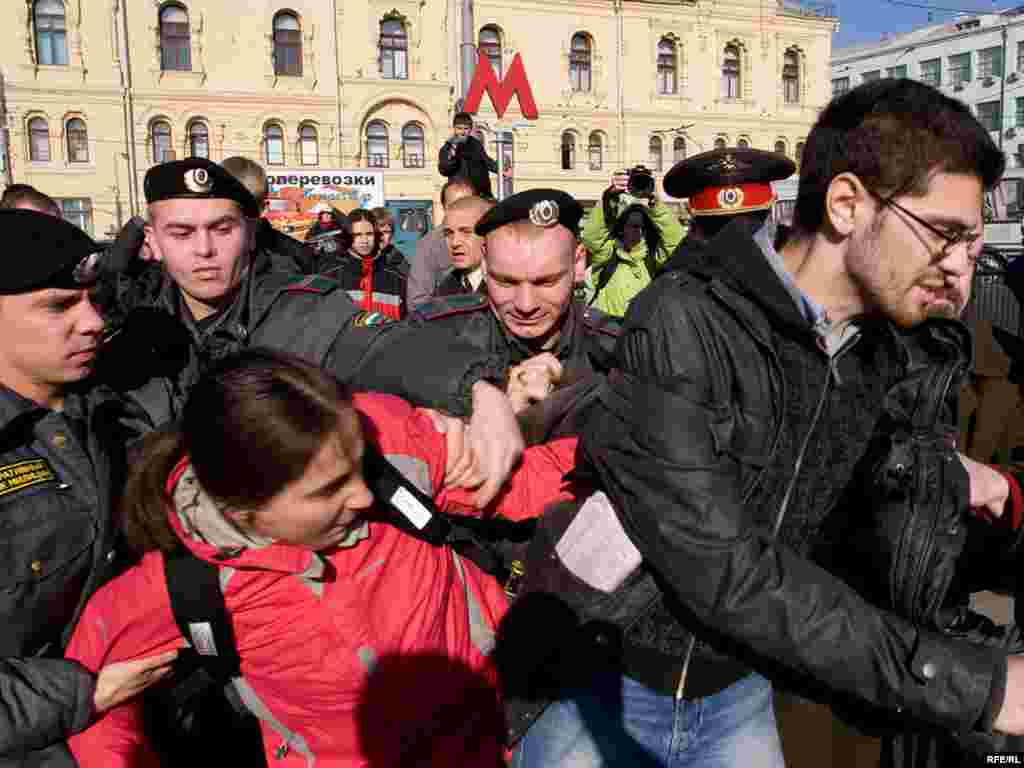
top-left (438, 113), bottom-right (500, 199)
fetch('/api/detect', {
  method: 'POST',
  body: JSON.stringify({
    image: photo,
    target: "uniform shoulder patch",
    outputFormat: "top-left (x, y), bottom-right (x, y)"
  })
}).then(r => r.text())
top-left (281, 274), bottom-right (339, 295)
top-left (351, 310), bottom-right (391, 328)
top-left (582, 307), bottom-right (623, 338)
top-left (0, 457), bottom-right (57, 498)
top-left (414, 293), bottom-right (488, 321)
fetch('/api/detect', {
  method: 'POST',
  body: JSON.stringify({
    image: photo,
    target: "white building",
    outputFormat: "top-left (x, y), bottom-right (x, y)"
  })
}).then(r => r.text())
top-left (831, 5), bottom-right (1024, 216)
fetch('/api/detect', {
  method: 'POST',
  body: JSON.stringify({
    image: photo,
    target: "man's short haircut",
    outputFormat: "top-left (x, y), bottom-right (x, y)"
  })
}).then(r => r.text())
top-left (370, 206), bottom-right (394, 228)
top-left (221, 156), bottom-right (269, 206)
top-left (0, 184), bottom-right (59, 215)
top-left (793, 78), bottom-right (1005, 235)
top-left (441, 177), bottom-right (478, 208)
top-left (453, 112), bottom-right (473, 127)
top-left (444, 195), bottom-right (495, 222)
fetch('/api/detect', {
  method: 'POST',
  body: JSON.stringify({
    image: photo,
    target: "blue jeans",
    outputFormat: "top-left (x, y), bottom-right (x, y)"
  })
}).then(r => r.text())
top-left (511, 672), bottom-right (786, 768)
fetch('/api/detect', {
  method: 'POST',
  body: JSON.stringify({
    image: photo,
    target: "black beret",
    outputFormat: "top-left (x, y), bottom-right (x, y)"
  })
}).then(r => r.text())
top-left (475, 188), bottom-right (583, 238)
top-left (144, 158), bottom-right (260, 218)
top-left (0, 209), bottom-right (102, 294)
top-left (664, 148), bottom-right (796, 215)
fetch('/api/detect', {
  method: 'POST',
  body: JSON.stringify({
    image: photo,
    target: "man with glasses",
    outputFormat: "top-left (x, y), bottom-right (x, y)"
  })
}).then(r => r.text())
top-left (509, 77), bottom-right (1024, 768)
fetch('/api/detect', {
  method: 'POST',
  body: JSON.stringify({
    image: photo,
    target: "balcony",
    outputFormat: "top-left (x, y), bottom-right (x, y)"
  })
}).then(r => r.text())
top-left (778, 1), bottom-right (838, 19)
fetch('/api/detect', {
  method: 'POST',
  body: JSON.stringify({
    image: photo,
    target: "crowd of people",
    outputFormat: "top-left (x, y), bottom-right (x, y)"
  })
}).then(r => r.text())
top-left (5, 77), bottom-right (1024, 768)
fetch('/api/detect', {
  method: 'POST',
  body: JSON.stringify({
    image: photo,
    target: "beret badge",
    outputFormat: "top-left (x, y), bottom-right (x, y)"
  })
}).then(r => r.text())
top-left (529, 199), bottom-right (560, 228)
top-left (184, 167), bottom-right (212, 194)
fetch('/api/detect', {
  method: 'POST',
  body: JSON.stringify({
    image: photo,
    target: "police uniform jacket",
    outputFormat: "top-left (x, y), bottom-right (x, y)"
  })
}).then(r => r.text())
top-left (0, 384), bottom-right (126, 767)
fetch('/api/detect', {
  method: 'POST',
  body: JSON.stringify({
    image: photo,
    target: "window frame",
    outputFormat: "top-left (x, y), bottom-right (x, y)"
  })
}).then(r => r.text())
top-left (29, 117), bottom-right (50, 162)
top-left (401, 122), bottom-right (425, 169)
top-left (263, 123), bottom-right (285, 166)
top-left (588, 131), bottom-right (603, 171)
top-left (885, 64), bottom-right (907, 79)
top-left (299, 123), bottom-right (318, 166)
top-left (65, 117), bottom-right (88, 163)
top-left (561, 130), bottom-right (577, 170)
top-left (783, 50), bottom-right (800, 104)
top-left (273, 11), bottom-right (303, 77)
top-left (479, 26), bottom-right (502, 78)
top-left (33, 0), bottom-right (68, 66)
top-left (832, 76), bottom-right (850, 96)
top-left (673, 136), bottom-right (686, 163)
top-left (151, 119), bottom-right (173, 163)
top-left (977, 100), bottom-right (1002, 133)
top-left (649, 135), bottom-right (663, 172)
top-left (569, 33), bottom-right (592, 93)
top-left (979, 46), bottom-right (1004, 79)
top-left (657, 38), bottom-right (677, 96)
top-left (949, 53), bottom-right (971, 86)
top-left (159, 4), bottom-right (192, 72)
top-left (366, 121), bottom-right (390, 168)
top-left (721, 44), bottom-right (741, 100)
top-left (774, 139), bottom-right (788, 156)
top-left (379, 18), bottom-right (408, 80)
top-left (919, 58), bottom-right (941, 87)
top-left (187, 120), bottom-right (209, 159)
top-left (58, 197), bottom-right (92, 235)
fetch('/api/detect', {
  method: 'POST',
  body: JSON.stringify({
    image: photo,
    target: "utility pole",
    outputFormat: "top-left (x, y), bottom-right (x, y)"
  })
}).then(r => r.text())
top-left (459, 0), bottom-right (475, 108)
top-left (0, 71), bottom-right (13, 187)
top-left (1000, 24), bottom-right (1008, 154)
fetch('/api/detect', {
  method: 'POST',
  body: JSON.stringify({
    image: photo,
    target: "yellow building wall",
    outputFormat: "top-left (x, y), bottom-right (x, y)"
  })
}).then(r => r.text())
top-left (0, 0), bottom-right (835, 238)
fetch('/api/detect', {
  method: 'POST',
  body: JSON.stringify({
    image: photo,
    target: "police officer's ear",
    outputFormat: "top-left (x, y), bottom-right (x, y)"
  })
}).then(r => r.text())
top-left (142, 224), bottom-right (164, 263)
top-left (573, 242), bottom-right (587, 285)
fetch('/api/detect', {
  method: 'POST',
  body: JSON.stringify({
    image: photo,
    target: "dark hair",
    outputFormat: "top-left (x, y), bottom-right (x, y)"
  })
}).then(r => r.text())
top-left (0, 184), bottom-right (59, 214)
top-left (120, 348), bottom-right (355, 554)
top-left (453, 112), bottom-right (473, 127)
top-left (611, 203), bottom-right (662, 258)
top-left (793, 78), bottom-right (1005, 235)
top-left (370, 206), bottom-right (394, 228)
top-left (441, 177), bottom-right (478, 207)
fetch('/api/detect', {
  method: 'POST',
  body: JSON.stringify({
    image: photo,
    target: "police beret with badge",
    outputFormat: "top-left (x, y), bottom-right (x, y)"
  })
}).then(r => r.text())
top-left (0, 209), bottom-right (103, 294)
top-left (475, 188), bottom-right (584, 238)
top-left (664, 148), bottom-right (796, 217)
top-left (144, 157), bottom-right (261, 218)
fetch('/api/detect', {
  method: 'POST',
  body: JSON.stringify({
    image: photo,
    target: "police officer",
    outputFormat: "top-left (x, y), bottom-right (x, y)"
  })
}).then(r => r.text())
top-left (659, 147), bottom-right (796, 274)
top-left (395, 189), bottom-right (621, 441)
top-left (0, 209), bottom-right (177, 768)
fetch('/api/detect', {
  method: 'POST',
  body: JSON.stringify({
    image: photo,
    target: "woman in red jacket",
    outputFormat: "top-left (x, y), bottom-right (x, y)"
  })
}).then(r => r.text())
top-left (66, 348), bottom-right (576, 767)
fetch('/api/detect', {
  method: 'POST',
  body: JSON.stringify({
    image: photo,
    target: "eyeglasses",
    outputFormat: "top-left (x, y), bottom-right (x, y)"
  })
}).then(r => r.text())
top-left (872, 192), bottom-right (981, 263)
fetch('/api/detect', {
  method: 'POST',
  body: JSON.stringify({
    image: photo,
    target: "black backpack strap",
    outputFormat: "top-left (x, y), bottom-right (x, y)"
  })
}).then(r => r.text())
top-left (163, 548), bottom-right (241, 683)
top-left (588, 246), bottom-right (622, 308)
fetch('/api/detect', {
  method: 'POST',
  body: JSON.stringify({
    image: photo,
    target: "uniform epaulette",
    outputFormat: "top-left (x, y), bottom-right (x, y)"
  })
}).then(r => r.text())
top-left (582, 306), bottom-right (622, 338)
top-left (414, 292), bottom-right (488, 321)
top-left (351, 310), bottom-right (391, 328)
top-left (281, 273), bottom-right (339, 295)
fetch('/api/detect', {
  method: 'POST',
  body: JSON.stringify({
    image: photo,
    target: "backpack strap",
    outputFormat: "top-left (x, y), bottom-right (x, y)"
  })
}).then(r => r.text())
top-left (588, 246), bottom-right (623, 308)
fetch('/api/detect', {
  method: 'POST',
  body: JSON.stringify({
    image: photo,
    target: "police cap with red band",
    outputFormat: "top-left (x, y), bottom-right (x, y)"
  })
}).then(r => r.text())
top-left (664, 148), bottom-right (796, 217)
top-left (0, 209), bottom-right (102, 294)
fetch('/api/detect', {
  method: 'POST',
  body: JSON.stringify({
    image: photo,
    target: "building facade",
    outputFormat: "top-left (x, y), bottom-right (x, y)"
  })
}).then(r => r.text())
top-left (1, 0), bottom-right (835, 237)
top-left (831, 5), bottom-right (1024, 214)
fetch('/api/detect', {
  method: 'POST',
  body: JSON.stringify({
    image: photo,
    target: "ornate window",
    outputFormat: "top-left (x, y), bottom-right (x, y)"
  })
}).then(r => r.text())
top-left (264, 123), bottom-right (285, 166)
top-left (402, 122), bottom-right (425, 168)
top-left (721, 44), bottom-right (741, 100)
top-left (151, 120), bottom-right (173, 163)
top-left (366, 121), bottom-right (389, 168)
top-left (561, 130), bottom-right (577, 170)
top-left (273, 12), bottom-right (302, 77)
top-left (774, 139), bottom-right (787, 156)
top-left (66, 117), bottom-right (88, 163)
top-left (160, 4), bottom-right (191, 71)
top-left (59, 198), bottom-right (92, 234)
top-left (379, 18), bottom-right (408, 80)
top-left (569, 33), bottom-right (592, 93)
top-left (737, 137), bottom-right (750, 149)
top-left (588, 131), bottom-right (603, 171)
top-left (479, 26), bottom-right (502, 77)
top-left (33, 0), bottom-right (68, 66)
top-left (649, 136), bottom-right (663, 172)
top-left (29, 117), bottom-right (50, 161)
top-left (783, 49), bottom-right (800, 104)
top-left (657, 38), bottom-right (677, 95)
top-left (188, 120), bottom-right (208, 158)
top-left (714, 137), bottom-right (727, 150)
top-left (673, 136), bottom-right (686, 163)
top-left (299, 124), bottom-right (318, 166)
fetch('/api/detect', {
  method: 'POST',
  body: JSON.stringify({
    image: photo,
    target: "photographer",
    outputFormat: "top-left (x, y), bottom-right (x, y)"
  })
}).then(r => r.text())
top-left (438, 113), bottom-right (502, 200)
top-left (303, 206), bottom-right (352, 274)
top-left (579, 167), bottom-right (684, 317)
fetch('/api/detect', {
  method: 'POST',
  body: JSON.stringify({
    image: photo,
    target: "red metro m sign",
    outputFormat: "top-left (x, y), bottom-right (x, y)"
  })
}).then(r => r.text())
top-left (463, 51), bottom-right (539, 120)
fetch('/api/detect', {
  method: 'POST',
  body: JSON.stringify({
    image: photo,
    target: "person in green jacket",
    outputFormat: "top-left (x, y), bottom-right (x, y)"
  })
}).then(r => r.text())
top-left (580, 171), bottom-right (684, 317)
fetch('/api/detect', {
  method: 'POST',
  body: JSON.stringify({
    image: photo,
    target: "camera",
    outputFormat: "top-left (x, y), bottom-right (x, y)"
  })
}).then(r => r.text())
top-left (623, 165), bottom-right (655, 197)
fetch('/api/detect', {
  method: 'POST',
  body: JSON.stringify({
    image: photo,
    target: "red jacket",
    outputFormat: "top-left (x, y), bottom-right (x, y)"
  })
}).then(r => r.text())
top-left (67, 393), bottom-right (576, 767)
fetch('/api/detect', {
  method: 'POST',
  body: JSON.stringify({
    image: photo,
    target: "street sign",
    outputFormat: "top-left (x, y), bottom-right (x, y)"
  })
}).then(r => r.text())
top-left (464, 51), bottom-right (539, 120)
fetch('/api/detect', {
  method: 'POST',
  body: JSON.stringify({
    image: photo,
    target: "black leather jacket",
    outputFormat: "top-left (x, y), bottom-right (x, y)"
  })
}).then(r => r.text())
top-left (508, 218), bottom-right (1008, 742)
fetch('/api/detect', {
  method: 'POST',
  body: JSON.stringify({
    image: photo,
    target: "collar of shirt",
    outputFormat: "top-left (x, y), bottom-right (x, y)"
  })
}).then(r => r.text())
top-left (754, 219), bottom-right (833, 339)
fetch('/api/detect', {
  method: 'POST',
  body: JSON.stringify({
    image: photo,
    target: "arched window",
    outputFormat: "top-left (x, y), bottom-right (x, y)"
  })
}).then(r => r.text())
top-left (479, 26), bottom-right (502, 77)
top-left (273, 12), bottom-right (302, 76)
top-left (657, 38), bottom-right (677, 95)
top-left (34, 0), bottom-right (68, 66)
top-left (737, 137), bottom-right (750, 149)
top-left (299, 124), bottom-right (318, 166)
top-left (29, 117), bottom-right (50, 161)
top-left (187, 120), bottom-right (208, 158)
top-left (561, 131), bottom-right (576, 170)
top-left (774, 139), bottom-right (787, 156)
top-left (722, 44), bottom-right (741, 100)
top-left (794, 141), bottom-right (804, 167)
top-left (714, 137), bottom-right (727, 150)
top-left (588, 132), bottom-right (603, 171)
top-left (264, 123), bottom-right (285, 166)
top-left (569, 33), bottom-right (592, 93)
top-left (379, 18), bottom-right (408, 80)
top-left (160, 4), bottom-right (191, 71)
top-left (66, 117), bottom-right (88, 163)
top-left (649, 136), bottom-right (663, 172)
top-left (402, 122), bottom-right (425, 168)
top-left (673, 136), bottom-right (686, 163)
top-left (151, 120), bottom-right (172, 163)
top-left (366, 121), bottom-right (389, 168)
top-left (783, 49), bottom-right (800, 104)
